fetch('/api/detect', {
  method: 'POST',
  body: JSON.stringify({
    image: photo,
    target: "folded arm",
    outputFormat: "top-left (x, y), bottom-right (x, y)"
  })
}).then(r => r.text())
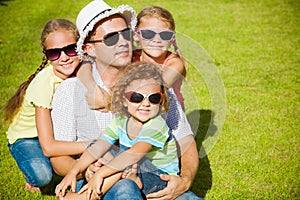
top-left (77, 141), bottom-right (152, 198)
top-left (35, 107), bottom-right (87, 157)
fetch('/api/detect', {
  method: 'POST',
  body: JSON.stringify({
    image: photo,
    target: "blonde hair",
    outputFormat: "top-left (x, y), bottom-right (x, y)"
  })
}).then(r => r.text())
top-left (137, 6), bottom-right (175, 30)
top-left (137, 6), bottom-right (187, 76)
top-left (3, 19), bottom-right (79, 124)
top-left (111, 62), bottom-right (169, 117)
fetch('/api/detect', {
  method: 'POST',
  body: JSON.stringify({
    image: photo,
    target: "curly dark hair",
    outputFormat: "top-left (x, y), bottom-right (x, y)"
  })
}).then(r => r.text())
top-left (111, 62), bottom-right (169, 117)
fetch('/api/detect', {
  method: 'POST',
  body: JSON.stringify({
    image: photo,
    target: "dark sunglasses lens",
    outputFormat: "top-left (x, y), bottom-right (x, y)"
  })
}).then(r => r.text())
top-left (44, 44), bottom-right (77, 61)
top-left (104, 32), bottom-right (119, 46)
top-left (121, 28), bottom-right (132, 41)
top-left (130, 93), bottom-right (144, 103)
top-left (160, 31), bottom-right (174, 40)
top-left (45, 49), bottom-right (60, 61)
top-left (64, 44), bottom-right (77, 57)
top-left (149, 93), bottom-right (162, 104)
top-left (104, 29), bottom-right (132, 46)
top-left (141, 30), bottom-right (156, 40)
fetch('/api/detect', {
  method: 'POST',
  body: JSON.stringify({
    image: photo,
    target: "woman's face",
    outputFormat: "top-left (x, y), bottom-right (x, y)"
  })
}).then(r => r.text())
top-left (136, 16), bottom-right (173, 61)
top-left (44, 30), bottom-right (80, 80)
top-left (124, 78), bottom-right (162, 125)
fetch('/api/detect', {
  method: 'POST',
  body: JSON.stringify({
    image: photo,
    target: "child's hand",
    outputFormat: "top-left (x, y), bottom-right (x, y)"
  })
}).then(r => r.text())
top-left (55, 171), bottom-right (77, 197)
top-left (85, 86), bottom-right (111, 112)
top-left (85, 158), bottom-right (108, 181)
top-left (78, 172), bottom-right (104, 200)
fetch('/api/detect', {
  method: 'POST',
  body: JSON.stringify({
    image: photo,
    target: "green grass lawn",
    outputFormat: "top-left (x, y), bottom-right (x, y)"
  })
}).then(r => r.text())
top-left (0, 0), bottom-right (299, 199)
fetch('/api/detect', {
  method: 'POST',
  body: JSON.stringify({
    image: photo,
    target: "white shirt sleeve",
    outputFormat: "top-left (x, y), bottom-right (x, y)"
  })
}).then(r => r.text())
top-left (51, 78), bottom-right (77, 141)
top-left (164, 88), bottom-right (194, 141)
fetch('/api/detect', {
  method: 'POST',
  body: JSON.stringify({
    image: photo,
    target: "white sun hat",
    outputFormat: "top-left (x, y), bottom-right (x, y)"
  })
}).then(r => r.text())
top-left (76, 0), bottom-right (137, 58)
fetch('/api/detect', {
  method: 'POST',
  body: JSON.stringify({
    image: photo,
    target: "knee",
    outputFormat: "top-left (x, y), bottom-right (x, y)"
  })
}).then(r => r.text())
top-left (114, 179), bottom-right (138, 190)
top-left (35, 170), bottom-right (52, 187)
top-left (108, 179), bottom-right (142, 199)
top-left (27, 161), bottom-right (53, 187)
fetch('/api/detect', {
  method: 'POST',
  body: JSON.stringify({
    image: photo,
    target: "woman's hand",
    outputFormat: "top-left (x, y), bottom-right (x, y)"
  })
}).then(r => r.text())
top-left (85, 158), bottom-right (108, 181)
top-left (79, 171), bottom-right (105, 200)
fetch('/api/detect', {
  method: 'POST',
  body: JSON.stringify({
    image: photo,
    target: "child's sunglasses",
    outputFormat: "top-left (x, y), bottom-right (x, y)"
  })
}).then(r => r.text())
top-left (137, 29), bottom-right (175, 41)
top-left (124, 92), bottom-right (163, 104)
top-left (87, 28), bottom-right (132, 46)
top-left (43, 43), bottom-right (77, 61)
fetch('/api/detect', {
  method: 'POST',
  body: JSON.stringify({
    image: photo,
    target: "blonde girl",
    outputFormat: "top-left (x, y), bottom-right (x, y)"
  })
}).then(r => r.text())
top-left (134, 5), bottom-right (186, 109)
top-left (3, 19), bottom-right (85, 192)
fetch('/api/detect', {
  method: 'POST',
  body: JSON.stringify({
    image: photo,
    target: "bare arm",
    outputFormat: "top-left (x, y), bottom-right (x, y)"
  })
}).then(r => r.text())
top-left (78, 142), bottom-right (152, 198)
top-left (77, 61), bottom-right (111, 111)
top-left (177, 135), bottom-right (199, 190)
top-left (55, 139), bottom-right (112, 196)
top-left (94, 141), bottom-right (152, 178)
top-left (50, 156), bottom-right (77, 176)
top-left (35, 107), bottom-right (87, 157)
top-left (162, 56), bottom-right (185, 87)
top-left (76, 61), bottom-right (96, 92)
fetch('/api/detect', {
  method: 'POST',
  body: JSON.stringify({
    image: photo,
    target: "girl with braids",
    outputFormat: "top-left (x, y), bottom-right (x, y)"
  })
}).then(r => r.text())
top-left (55, 62), bottom-right (179, 199)
top-left (3, 19), bottom-right (82, 192)
top-left (134, 6), bottom-right (186, 110)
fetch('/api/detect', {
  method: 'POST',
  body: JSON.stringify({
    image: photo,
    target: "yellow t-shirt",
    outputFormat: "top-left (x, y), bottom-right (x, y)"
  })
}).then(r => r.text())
top-left (6, 65), bottom-right (62, 144)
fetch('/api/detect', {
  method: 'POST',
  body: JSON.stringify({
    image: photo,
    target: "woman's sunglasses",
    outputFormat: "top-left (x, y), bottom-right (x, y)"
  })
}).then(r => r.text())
top-left (124, 92), bottom-right (163, 104)
top-left (137, 29), bottom-right (175, 41)
top-left (87, 28), bottom-right (132, 46)
top-left (43, 43), bottom-right (77, 61)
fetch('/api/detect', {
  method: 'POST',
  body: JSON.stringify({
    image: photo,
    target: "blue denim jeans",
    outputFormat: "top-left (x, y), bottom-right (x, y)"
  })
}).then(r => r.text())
top-left (75, 178), bottom-right (87, 192)
top-left (138, 158), bottom-right (203, 200)
top-left (138, 158), bottom-right (168, 195)
top-left (8, 138), bottom-right (53, 187)
top-left (176, 191), bottom-right (204, 200)
top-left (102, 179), bottom-right (143, 200)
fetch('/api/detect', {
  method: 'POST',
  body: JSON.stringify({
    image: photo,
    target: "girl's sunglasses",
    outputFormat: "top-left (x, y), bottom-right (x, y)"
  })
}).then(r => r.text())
top-left (43, 43), bottom-right (77, 61)
top-left (137, 29), bottom-right (175, 41)
top-left (124, 92), bottom-right (163, 104)
top-left (87, 28), bottom-right (132, 46)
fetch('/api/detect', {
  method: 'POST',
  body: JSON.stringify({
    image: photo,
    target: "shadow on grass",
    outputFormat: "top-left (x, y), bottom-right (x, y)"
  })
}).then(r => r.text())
top-left (40, 174), bottom-right (63, 196)
top-left (187, 109), bottom-right (216, 198)
top-left (0, 0), bottom-right (12, 6)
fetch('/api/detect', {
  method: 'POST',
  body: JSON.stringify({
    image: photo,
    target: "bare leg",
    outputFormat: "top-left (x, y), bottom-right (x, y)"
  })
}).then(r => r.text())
top-left (24, 182), bottom-right (40, 192)
top-left (60, 191), bottom-right (86, 200)
top-left (100, 172), bottom-right (122, 194)
top-left (61, 172), bottom-right (122, 200)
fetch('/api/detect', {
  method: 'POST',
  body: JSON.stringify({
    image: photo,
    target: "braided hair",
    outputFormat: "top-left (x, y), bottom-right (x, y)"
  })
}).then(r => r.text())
top-left (3, 19), bottom-right (79, 124)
